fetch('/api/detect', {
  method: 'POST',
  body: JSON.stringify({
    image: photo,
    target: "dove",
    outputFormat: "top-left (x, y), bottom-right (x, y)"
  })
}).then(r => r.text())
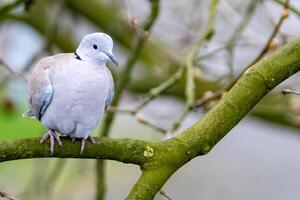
top-left (24, 32), bottom-right (117, 155)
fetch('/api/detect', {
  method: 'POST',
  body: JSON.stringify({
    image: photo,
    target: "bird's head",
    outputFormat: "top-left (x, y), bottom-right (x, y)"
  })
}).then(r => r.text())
top-left (75, 32), bottom-right (118, 66)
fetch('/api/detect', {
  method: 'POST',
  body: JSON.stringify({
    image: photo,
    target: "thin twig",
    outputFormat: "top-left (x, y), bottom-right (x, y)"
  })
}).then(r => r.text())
top-left (0, 0), bottom-right (27, 15)
top-left (195, 40), bottom-right (266, 62)
top-left (134, 65), bottom-right (185, 113)
top-left (168, 106), bottom-right (190, 134)
top-left (167, 0), bottom-right (219, 136)
top-left (274, 0), bottom-right (300, 17)
top-left (22, 0), bottom-right (65, 73)
top-left (196, 45), bottom-right (226, 61)
top-left (108, 106), bottom-right (167, 133)
top-left (226, 0), bottom-right (260, 77)
top-left (136, 114), bottom-right (167, 134)
top-left (261, 2), bottom-right (286, 43)
top-left (248, 5), bottom-right (289, 67)
top-left (0, 189), bottom-right (18, 200)
top-left (0, 0), bottom-right (64, 87)
top-left (159, 190), bottom-right (172, 200)
top-left (185, 0), bottom-right (219, 106)
top-left (107, 108), bottom-right (167, 134)
top-left (282, 88), bottom-right (300, 96)
top-left (0, 60), bottom-right (27, 80)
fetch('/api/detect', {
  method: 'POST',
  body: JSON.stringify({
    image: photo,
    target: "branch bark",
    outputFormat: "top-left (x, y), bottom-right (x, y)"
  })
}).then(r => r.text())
top-left (0, 137), bottom-right (151, 165)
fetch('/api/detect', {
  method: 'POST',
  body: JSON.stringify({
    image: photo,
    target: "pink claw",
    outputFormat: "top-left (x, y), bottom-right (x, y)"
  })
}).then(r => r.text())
top-left (88, 135), bottom-right (96, 144)
top-left (80, 139), bottom-right (85, 155)
top-left (40, 130), bottom-right (62, 156)
top-left (80, 136), bottom-right (96, 154)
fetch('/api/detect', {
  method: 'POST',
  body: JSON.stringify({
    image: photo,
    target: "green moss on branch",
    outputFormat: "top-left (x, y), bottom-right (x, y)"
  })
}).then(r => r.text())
top-left (0, 137), bottom-right (151, 165)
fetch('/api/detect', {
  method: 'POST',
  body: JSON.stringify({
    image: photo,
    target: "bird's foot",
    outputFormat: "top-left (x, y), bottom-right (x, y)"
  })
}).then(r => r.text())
top-left (80, 136), bottom-right (96, 154)
top-left (40, 130), bottom-right (62, 156)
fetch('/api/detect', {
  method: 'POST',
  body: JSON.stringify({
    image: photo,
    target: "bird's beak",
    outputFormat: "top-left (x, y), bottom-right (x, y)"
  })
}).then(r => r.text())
top-left (104, 52), bottom-right (118, 66)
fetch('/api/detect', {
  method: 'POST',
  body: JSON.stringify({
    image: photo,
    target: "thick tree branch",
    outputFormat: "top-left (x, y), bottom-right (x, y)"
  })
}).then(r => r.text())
top-left (126, 168), bottom-right (174, 200)
top-left (1, 38), bottom-right (300, 199)
top-left (0, 137), bottom-right (151, 165)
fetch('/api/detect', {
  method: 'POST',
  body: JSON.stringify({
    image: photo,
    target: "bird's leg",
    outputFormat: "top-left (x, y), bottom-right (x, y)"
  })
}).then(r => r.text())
top-left (53, 133), bottom-right (62, 147)
top-left (40, 130), bottom-right (62, 155)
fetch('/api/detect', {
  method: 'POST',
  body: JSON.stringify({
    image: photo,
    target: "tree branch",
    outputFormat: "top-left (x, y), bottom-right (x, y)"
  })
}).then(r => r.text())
top-left (0, 137), bottom-right (151, 166)
top-left (126, 168), bottom-right (174, 200)
top-left (1, 37), bottom-right (300, 199)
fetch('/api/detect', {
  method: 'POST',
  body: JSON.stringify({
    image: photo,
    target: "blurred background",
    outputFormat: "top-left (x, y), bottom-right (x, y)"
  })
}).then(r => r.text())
top-left (1, 0), bottom-right (300, 199)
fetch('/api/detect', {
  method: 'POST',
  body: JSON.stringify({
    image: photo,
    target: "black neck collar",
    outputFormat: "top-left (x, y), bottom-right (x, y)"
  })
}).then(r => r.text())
top-left (74, 51), bottom-right (82, 60)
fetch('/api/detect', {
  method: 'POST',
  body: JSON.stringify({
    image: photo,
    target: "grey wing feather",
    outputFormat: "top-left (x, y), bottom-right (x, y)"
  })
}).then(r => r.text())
top-left (105, 67), bottom-right (114, 111)
top-left (105, 88), bottom-right (114, 110)
top-left (27, 58), bottom-right (54, 120)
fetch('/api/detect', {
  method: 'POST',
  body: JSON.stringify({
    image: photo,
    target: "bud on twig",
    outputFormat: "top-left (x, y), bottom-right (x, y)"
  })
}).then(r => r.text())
top-left (282, 88), bottom-right (300, 96)
top-left (281, 8), bottom-right (289, 19)
top-left (129, 16), bottom-right (139, 28)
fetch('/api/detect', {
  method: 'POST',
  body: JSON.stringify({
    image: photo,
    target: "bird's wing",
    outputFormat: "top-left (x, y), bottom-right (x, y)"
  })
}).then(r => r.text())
top-left (26, 57), bottom-right (54, 120)
top-left (105, 88), bottom-right (114, 110)
top-left (104, 67), bottom-right (114, 110)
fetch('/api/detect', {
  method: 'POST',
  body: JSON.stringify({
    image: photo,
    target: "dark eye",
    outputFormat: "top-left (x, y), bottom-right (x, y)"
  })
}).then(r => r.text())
top-left (93, 44), bottom-right (98, 49)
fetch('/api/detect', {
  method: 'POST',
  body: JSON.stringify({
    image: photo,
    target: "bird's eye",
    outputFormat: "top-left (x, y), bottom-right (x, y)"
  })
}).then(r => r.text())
top-left (93, 44), bottom-right (98, 49)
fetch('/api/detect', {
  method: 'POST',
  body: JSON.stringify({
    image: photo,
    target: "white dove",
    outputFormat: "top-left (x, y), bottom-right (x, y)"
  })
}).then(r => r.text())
top-left (24, 32), bottom-right (117, 155)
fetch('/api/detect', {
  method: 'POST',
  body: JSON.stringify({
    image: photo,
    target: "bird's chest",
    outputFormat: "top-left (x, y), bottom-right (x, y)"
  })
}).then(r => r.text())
top-left (52, 65), bottom-right (108, 108)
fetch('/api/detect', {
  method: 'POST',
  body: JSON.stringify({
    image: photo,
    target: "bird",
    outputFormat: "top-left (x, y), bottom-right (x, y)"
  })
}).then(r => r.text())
top-left (24, 32), bottom-right (117, 155)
